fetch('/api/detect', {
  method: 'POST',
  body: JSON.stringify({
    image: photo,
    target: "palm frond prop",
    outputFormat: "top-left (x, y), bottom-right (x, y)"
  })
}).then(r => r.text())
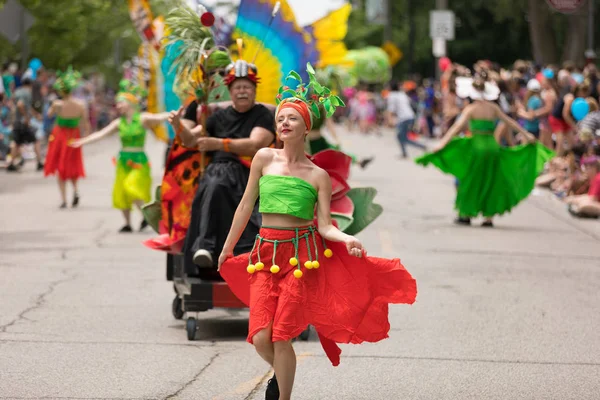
top-left (164, 4), bottom-right (231, 103)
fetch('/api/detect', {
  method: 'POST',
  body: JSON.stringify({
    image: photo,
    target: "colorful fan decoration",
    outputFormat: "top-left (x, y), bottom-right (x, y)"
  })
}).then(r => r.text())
top-left (231, 0), bottom-right (317, 104)
top-left (304, 3), bottom-right (353, 69)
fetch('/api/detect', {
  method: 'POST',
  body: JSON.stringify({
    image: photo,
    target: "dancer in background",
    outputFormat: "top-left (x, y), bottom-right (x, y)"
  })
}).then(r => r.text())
top-left (71, 80), bottom-right (169, 232)
top-left (44, 66), bottom-right (89, 208)
top-left (416, 76), bottom-right (553, 227)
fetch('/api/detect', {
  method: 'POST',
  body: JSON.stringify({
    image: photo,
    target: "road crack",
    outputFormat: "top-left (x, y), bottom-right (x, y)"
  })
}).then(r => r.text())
top-left (0, 268), bottom-right (77, 333)
top-left (164, 351), bottom-right (220, 399)
top-left (243, 369), bottom-right (273, 400)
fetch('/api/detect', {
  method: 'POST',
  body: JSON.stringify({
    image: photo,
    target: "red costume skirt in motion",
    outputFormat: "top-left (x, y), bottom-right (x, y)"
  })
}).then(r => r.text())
top-left (219, 226), bottom-right (417, 366)
top-left (44, 125), bottom-right (85, 180)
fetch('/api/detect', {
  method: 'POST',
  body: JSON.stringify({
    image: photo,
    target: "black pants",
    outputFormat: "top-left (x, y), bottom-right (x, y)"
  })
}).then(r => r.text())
top-left (183, 158), bottom-right (260, 276)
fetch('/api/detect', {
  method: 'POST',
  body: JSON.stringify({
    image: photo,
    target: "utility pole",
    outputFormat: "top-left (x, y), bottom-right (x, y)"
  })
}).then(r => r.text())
top-left (434, 0), bottom-right (448, 80)
top-left (384, 0), bottom-right (393, 42)
top-left (588, 0), bottom-right (595, 58)
top-left (19, 5), bottom-right (29, 71)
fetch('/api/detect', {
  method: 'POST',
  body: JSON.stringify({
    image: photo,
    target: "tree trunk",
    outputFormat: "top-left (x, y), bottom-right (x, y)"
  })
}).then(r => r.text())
top-left (561, 8), bottom-right (588, 65)
top-left (528, 0), bottom-right (559, 65)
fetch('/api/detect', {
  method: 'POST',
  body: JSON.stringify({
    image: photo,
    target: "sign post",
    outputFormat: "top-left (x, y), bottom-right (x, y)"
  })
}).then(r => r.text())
top-left (430, 9), bottom-right (454, 79)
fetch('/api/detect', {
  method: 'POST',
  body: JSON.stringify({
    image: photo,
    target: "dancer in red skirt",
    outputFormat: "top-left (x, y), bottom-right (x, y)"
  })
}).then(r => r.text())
top-left (44, 66), bottom-right (89, 208)
top-left (218, 64), bottom-right (417, 400)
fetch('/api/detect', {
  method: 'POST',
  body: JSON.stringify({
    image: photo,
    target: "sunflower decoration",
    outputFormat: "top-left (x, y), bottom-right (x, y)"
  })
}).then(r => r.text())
top-left (276, 62), bottom-right (345, 123)
top-left (164, 4), bottom-right (232, 105)
top-left (53, 66), bottom-right (82, 94)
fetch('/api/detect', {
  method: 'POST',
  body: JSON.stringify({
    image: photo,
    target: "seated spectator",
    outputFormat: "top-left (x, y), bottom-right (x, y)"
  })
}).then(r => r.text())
top-left (565, 155), bottom-right (600, 218)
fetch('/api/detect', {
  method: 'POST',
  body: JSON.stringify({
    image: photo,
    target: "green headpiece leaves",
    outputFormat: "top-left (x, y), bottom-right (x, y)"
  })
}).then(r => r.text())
top-left (276, 63), bottom-right (345, 121)
top-left (53, 66), bottom-right (81, 94)
top-left (116, 79), bottom-right (147, 105)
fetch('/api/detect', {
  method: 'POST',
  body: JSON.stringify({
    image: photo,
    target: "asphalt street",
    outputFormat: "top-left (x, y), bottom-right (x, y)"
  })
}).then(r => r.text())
top-left (1, 126), bottom-right (599, 400)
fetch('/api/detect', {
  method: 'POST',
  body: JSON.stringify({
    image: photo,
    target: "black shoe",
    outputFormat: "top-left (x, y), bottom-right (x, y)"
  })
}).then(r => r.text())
top-left (59, 202), bottom-right (67, 209)
top-left (359, 157), bottom-right (374, 169)
top-left (6, 164), bottom-right (19, 172)
top-left (481, 221), bottom-right (494, 227)
top-left (192, 249), bottom-right (214, 268)
top-left (119, 225), bottom-right (133, 233)
top-left (72, 193), bottom-right (80, 208)
top-left (139, 219), bottom-right (149, 231)
top-left (18, 158), bottom-right (25, 167)
top-left (454, 217), bottom-right (471, 226)
top-left (37, 161), bottom-right (44, 171)
top-left (265, 374), bottom-right (279, 400)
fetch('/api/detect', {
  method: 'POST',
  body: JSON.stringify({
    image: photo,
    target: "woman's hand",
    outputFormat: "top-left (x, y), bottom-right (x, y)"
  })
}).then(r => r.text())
top-left (69, 139), bottom-right (84, 148)
top-left (217, 250), bottom-right (233, 271)
top-left (344, 236), bottom-right (365, 258)
top-left (168, 106), bottom-right (184, 128)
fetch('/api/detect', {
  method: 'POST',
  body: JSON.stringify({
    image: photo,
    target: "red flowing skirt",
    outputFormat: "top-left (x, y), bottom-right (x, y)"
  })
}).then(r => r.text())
top-left (219, 227), bottom-right (417, 366)
top-left (44, 125), bottom-right (85, 180)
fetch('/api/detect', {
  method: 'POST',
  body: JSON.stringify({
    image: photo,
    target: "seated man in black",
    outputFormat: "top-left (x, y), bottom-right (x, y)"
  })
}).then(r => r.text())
top-left (169, 60), bottom-right (275, 276)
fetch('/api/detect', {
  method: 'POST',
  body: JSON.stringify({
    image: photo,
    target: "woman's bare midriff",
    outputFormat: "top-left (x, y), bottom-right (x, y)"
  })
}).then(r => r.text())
top-left (261, 213), bottom-right (314, 228)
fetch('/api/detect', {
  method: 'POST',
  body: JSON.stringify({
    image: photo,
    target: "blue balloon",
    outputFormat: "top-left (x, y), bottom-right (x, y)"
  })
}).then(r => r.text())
top-left (542, 68), bottom-right (554, 79)
top-left (28, 58), bottom-right (42, 71)
top-left (571, 97), bottom-right (590, 121)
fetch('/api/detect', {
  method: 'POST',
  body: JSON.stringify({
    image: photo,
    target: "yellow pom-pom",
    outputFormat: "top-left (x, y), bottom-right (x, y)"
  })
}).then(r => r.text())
top-left (255, 262), bottom-right (264, 271)
top-left (247, 264), bottom-right (256, 274)
top-left (311, 260), bottom-right (320, 269)
top-left (289, 257), bottom-right (298, 266)
top-left (270, 265), bottom-right (280, 274)
top-left (304, 260), bottom-right (313, 269)
top-left (324, 249), bottom-right (333, 258)
top-left (293, 269), bottom-right (303, 279)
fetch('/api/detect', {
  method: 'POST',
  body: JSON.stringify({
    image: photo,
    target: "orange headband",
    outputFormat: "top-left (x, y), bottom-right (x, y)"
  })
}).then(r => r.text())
top-left (277, 100), bottom-right (312, 130)
top-left (117, 93), bottom-right (139, 105)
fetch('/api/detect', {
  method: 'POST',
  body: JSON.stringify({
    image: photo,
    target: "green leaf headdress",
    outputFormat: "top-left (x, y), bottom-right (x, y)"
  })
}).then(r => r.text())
top-left (116, 79), bottom-right (147, 105)
top-left (275, 62), bottom-right (345, 129)
top-left (53, 66), bottom-right (81, 94)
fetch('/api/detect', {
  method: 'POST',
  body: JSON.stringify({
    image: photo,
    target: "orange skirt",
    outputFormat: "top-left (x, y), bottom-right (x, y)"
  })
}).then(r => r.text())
top-left (219, 226), bottom-right (417, 366)
top-left (44, 125), bottom-right (85, 180)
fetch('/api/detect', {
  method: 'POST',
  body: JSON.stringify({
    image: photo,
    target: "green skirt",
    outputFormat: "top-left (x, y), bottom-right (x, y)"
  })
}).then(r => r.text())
top-left (415, 134), bottom-right (554, 217)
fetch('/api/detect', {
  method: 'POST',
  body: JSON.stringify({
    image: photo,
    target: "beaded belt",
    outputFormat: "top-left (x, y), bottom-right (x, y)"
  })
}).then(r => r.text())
top-left (246, 225), bottom-right (333, 279)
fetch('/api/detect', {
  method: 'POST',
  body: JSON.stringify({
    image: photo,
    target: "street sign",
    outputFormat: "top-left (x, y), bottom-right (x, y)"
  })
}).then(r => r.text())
top-left (0, 0), bottom-right (35, 44)
top-left (381, 41), bottom-right (403, 66)
top-left (429, 10), bottom-right (455, 40)
top-left (545, 0), bottom-right (585, 14)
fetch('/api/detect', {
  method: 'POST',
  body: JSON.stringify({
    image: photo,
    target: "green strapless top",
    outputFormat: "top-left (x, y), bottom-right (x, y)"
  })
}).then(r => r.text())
top-left (259, 175), bottom-right (318, 221)
top-left (119, 113), bottom-right (146, 148)
top-left (469, 119), bottom-right (496, 133)
top-left (56, 116), bottom-right (80, 128)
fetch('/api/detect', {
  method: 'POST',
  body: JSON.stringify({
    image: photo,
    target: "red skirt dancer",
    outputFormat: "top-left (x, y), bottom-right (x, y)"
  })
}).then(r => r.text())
top-left (220, 225), bottom-right (417, 366)
top-left (44, 117), bottom-right (85, 180)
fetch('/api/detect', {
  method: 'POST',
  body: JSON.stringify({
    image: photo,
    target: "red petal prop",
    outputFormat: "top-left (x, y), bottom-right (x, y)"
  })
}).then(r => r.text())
top-left (330, 195), bottom-right (354, 218)
top-left (310, 149), bottom-right (352, 181)
top-left (328, 170), bottom-right (350, 201)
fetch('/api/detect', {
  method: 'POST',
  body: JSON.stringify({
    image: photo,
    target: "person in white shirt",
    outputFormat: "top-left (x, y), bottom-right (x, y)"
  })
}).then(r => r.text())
top-left (386, 81), bottom-right (427, 158)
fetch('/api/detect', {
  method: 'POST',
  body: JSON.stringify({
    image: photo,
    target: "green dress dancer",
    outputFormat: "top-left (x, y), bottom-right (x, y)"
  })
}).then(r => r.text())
top-left (415, 101), bottom-right (554, 226)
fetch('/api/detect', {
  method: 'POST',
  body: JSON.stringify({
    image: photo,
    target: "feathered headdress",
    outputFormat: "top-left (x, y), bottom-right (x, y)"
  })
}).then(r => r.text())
top-left (223, 39), bottom-right (260, 86)
top-left (53, 66), bottom-right (81, 94)
top-left (276, 62), bottom-right (345, 128)
top-left (116, 79), bottom-right (147, 105)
